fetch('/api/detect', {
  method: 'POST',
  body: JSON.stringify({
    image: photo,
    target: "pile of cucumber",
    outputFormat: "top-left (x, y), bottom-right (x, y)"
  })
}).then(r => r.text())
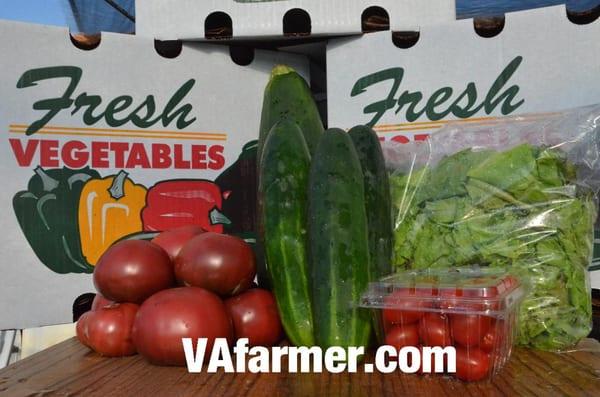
top-left (258, 65), bottom-right (393, 349)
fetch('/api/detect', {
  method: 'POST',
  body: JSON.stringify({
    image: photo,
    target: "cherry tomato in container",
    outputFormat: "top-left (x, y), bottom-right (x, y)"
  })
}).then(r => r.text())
top-left (225, 289), bottom-right (282, 347)
top-left (455, 347), bottom-right (490, 382)
top-left (385, 324), bottom-right (419, 349)
top-left (451, 314), bottom-right (492, 347)
top-left (83, 303), bottom-right (139, 357)
top-left (175, 232), bottom-right (256, 296)
top-left (93, 240), bottom-right (174, 304)
top-left (382, 289), bottom-right (429, 325)
top-left (151, 225), bottom-right (205, 260)
top-left (418, 313), bottom-right (452, 347)
top-left (480, 324), bottom-right (499, 353)
top-left (132, 287), bottom-right (233, 366)
top-left (91, 293), bottom-right (114, 310)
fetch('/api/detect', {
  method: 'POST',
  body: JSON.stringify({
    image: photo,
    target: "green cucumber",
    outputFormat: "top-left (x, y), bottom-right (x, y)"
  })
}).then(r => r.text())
top-left (308, 128), bottom-right (372, 349)
top-left (259, 119), bottom-right (314, 346)
top-left (348, 125), bottom-right (392, 280)
top-left (258, 65), bottom-right (324, 163)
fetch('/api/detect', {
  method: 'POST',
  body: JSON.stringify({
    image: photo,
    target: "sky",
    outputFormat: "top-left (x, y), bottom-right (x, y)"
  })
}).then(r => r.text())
top-left (0, 1), bottom-right (597, 32)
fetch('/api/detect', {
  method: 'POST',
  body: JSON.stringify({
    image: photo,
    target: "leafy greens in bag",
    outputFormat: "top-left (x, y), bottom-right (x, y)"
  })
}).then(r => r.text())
top-left (388, 106), bottom-right (600, 351)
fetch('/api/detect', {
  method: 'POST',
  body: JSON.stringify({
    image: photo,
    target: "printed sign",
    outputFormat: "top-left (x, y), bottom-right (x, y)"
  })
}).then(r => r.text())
top-left (0, 20), bottom-right (307, 329)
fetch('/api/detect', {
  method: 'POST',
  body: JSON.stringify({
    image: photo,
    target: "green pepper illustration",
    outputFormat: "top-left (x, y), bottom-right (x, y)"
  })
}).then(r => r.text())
top-left (13, 166), bottom-right (100, 274)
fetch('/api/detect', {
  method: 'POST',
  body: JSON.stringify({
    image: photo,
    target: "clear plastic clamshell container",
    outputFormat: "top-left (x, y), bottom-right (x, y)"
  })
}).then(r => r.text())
top-left (360, 267), bottom-right (525, 381)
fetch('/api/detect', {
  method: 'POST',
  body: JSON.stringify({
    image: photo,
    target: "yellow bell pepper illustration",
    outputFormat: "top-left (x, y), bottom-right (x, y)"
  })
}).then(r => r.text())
top-left (78, 170), bottom-right (147, 265)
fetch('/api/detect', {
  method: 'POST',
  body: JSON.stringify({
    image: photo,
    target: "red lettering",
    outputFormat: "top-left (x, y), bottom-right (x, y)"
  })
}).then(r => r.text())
top-left (173, 144), bottom-right (190, 169)
top-left (9, 138), bottom-right (39, 167)
top-left (152, 144), bottom-right (172, 169)
top-left (110, 142), bottom-right (130, 168)
top-left (414, 134), bottom-right (430, 142)
top-left (92, 141), bottom-right (110, 168)
top-left (208, 145), bottom-right (225, 170)
top-left (190, 145), bottom-right (207, 169)
top-left (40, 140), bottom-right (59, 167)
top-left (126, 143), bottom-right (151, 168)
top-left (62, 140), bottom-right (89, 168)
top-left (391, 135), bottom-right (410, 144)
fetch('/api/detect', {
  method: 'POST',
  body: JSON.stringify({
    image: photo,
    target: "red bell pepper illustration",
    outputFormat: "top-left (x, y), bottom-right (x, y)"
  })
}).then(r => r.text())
top-left (141, 180), bottom-right (230, 233)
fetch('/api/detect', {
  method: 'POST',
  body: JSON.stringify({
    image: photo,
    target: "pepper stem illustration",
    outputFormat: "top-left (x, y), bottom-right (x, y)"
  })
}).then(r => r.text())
top-left (209, 207), bottom-right (232, 226)
top-left (108, 170), bottom-right (129, 200)
top-left (34, 166), bottom-right (60, 192)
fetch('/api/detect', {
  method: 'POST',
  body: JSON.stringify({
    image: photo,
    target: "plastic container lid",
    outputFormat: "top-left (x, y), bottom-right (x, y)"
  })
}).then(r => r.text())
top-left (360, 266), bottom-right (525, 316)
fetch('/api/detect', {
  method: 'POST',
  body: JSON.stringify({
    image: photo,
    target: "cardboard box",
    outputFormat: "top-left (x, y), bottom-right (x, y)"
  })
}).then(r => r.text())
top-left (326, 5), bottom-right (600, 287)
top-left (136, 0), bottom-right (456, 41)
top-left (0, 19), bottom-right (308, 330)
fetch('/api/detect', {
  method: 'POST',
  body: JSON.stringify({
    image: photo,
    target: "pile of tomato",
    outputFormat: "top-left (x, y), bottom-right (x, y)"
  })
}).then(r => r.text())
top-left (380, 280), bottom-right (517, 382)
top-left (76, 226), bottom-right (283, 366)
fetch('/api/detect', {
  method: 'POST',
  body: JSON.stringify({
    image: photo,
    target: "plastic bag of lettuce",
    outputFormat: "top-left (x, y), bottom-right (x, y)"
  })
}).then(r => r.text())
top-left (388, 105), bottom-right (600, 351)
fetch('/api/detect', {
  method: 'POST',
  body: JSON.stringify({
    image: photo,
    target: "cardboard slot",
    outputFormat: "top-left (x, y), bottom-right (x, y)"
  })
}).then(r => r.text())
top-left (154, 40), bottom-right (183, 58)
top-left (283, 8), bottom-right (311, 37)
top-left (69, 33), bottom-right (101, 51)
top-left (361, 6), bottom-right (390, 33)
top-left (73, 293), bottom-right (95, 322)
top-left (229, 46), bottom-right (255, 66)
top-left (391, 31), bottom-right (420, 49)
top-left (473, 16), bottom-right (505, 38)
top-left (567, 5), bottom-right (600, 25)
top-left (205, 11), bottom-right (233, 39)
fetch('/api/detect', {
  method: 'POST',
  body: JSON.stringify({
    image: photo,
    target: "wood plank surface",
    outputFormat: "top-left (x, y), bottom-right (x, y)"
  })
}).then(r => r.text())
top-left (0, 338), bottom-right (599, 397)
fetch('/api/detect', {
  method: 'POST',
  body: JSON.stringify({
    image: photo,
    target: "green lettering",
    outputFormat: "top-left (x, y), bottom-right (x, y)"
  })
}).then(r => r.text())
top-left (161, 79), bottom-right (197, 128)
top-left (450, 83), bottom-right (483, 118)
top-left (351, 68), bottom-right (404, 127)
top-left (484, 56), bottom-right (525, 114)
top-left (396, 91), bottom-right (426, 122)
top-left (425, 87), bottom-right (453, 120)
top-left (72, 93), bottom-right (104, 125)
top-left (104, 95), bottom-right (134, 126)
top-left (16, 66), bottom-right (82, 135)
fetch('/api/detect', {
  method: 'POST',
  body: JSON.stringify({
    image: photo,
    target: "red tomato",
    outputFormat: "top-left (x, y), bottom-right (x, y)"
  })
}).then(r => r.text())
top-left (455, 347), bottom-right (490, 382)
top-left (84, 303), bottom-right (138, 357)
top-left (225, 289), bottom-right (282, 347)
top-left (418, 313), bottom-right (452, 347)
top-left (450, 314), bottom-right (492, 347)
top-left (91, 293), bottom-right (114, 310)
top-left (151, 225), bottom-right (205, 260)
top-left (382, 289), bottom-right (429, 325)
top-left (93, 240), bottom-right (174, 304)
top-left (175, 232), bottom-right (256, 296)
top-left (384, 324), bottom-right (419, 349)
top-left (480, 325), bottom-right (499, 353)
top-left (76, 311), bottom-right (91, 347)
top-left (132, 287), bottom-right (233, 366)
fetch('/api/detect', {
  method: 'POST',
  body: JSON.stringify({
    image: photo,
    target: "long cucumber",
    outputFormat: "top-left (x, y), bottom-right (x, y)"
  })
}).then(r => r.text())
top-left (308, 128), bottom-right (372, 349)
top-left (259, 120), bottom-right (314, 346)
top-left (258, 65), bottom-right (324, 163)
top-left (348, 125), bottom-right (392, 280)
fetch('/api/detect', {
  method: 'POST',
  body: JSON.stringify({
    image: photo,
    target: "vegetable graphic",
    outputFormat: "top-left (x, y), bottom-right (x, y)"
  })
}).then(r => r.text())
top-left (141, 180), bottom-right (229, 233)
top-left (13, 166), bottom-right (100, 274)
top-left (78, 170), bottom-right (146, 265)
top-left (215, 140), bottom-right (258, 234)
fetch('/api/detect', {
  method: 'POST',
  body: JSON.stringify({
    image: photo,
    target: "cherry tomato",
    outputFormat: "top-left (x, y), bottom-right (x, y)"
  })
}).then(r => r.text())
top-left (480, 323), bottom-right (499, 353)
top-left (384, 324), bottom-right (419, 349)
top-left (84, 303), bottom-right (138, 357)
top-left (382, 289), bottom-right (429, 325)
top-left (76, 311), bottom-right (91, 347)
top-left (94, 240), bottom-right (174, 304)
top-left (225, 289), bottom-right (283, 347)
top-left (450, 314), bottom-right (492, 347)
top-left (455, 347), bottom-right (490, 382)
top-left (175, 232), bottom-right (256, 296)
top-left (151, 225), bottom-right (205, 260)
top-left (91, 293), bottom-right (114, 310)
top-left (132, 287), bottom-right (233, 366)
top-left (418, 313), bottom-right (452, 347)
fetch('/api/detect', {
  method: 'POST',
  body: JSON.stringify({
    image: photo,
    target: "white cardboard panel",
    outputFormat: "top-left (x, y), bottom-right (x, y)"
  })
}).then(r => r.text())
top-left (136, 0), bottom-right (456, 40)
top-left (0, 19), bottom-right (308, 330)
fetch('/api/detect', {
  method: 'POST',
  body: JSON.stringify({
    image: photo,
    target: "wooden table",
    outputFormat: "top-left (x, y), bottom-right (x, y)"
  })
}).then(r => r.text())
top-left (0, 338), bottom-right (599, 397)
